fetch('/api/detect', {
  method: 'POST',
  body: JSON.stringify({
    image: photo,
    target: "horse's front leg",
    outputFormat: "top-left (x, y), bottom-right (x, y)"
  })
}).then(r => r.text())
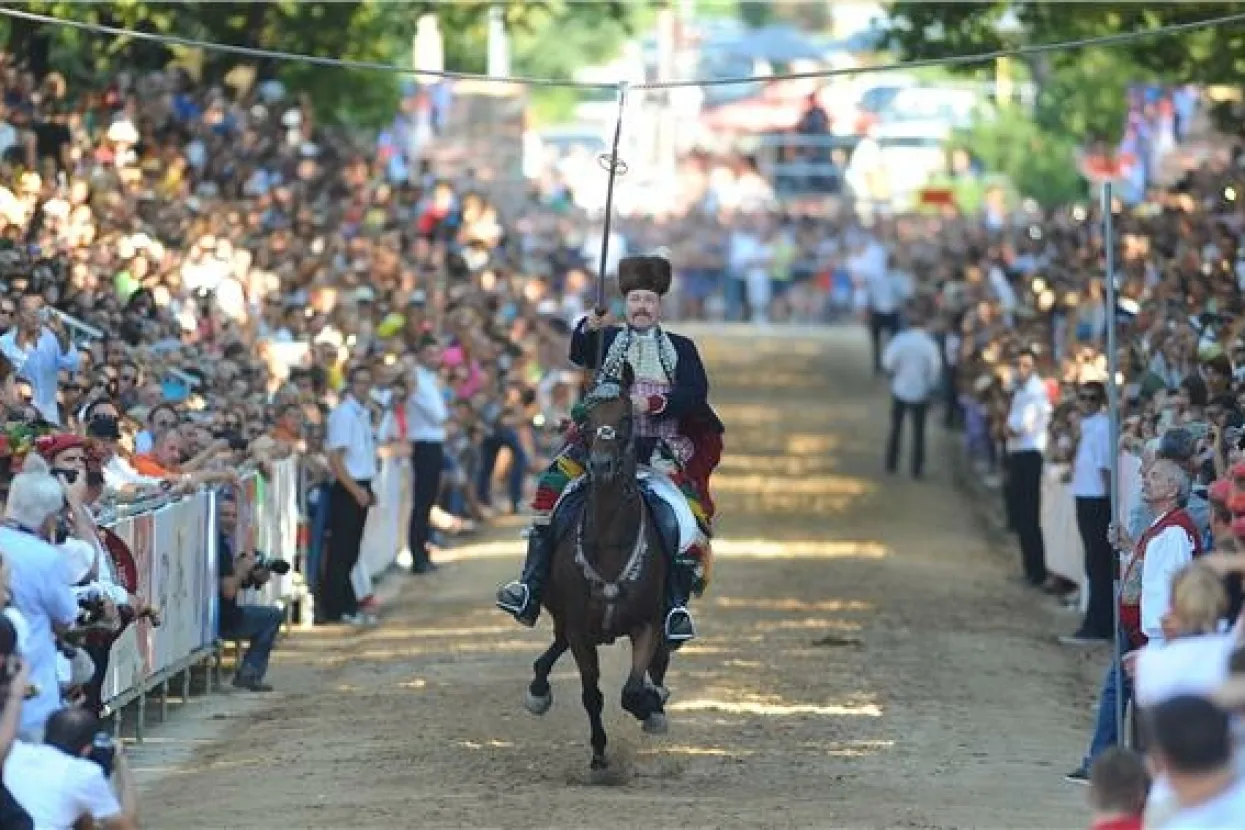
top-left (526, 628), bottom-right (567, 715)
top-left (623, 624), bottom-right (666, 733)
top-left (647, 640), bottom-right (672, 707)
top-left (569, 638), bottom-right (608, 770)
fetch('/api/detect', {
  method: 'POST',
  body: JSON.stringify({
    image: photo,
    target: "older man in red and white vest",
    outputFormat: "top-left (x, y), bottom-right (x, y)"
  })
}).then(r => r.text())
top-left (1066, 457), bottom-right (1202, 783)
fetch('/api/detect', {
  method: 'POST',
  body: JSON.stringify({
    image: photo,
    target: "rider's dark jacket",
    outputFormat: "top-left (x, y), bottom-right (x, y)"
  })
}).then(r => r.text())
top-left (570, 321), bottom-right (724, 477)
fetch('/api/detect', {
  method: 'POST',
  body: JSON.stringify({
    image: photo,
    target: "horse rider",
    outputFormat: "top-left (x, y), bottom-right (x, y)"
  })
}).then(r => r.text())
top-left (496, 255), bottom-right (725, 642)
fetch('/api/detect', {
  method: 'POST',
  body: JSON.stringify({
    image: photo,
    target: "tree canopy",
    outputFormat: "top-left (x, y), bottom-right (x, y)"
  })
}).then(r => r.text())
top-left (0, 1), bottom-right (638, 127)
top-left (884, 3), bottom-right (1245, 206)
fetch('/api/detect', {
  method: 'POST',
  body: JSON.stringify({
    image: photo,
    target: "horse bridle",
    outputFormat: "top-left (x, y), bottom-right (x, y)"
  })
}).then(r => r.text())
top-left (577, 399), bottom-right (646, 629)
top-left (587, 405), bottom-right (636, 489)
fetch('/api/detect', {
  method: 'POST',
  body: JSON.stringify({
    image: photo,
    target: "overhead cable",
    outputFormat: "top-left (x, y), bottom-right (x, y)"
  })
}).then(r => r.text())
top-left (3, 6), bottom-right (1245, 92)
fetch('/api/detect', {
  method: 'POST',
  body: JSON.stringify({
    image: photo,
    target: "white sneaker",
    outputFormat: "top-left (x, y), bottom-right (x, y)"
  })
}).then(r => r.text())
top-left (340, 613), bottom-right (368, 626)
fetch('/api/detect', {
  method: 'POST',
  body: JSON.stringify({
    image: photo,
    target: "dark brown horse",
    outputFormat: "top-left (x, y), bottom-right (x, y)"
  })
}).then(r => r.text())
top-left (523, 363), bottom-right (673, 772)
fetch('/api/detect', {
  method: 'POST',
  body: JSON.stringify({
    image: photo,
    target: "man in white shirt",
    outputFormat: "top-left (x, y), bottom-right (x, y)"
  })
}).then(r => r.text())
top-left (1067, 459), bottom-right (1198, 784)
top-left (406, 336), bottom-right (449, 575)
top-left (1004, 347), bottom-right (1051, 586)
top-left (0, 293), bottom-right (80, 424)
top-left (2, 459), bottom-right (77, 741)
top-left (1065, 381), bottom-right (1116, 644)
top-left (5, 707), bottom-right (138, 830)
top-left (728, 214), bottom-right (767, 323)
top-left (1144, 695), bottom-right (1245, 829)
top-left (321, 364), bottom-right (378, 625)
top-left (881, 307), bottom-right (941, 479)
top-left (847, 233), bottom-right (899, 375)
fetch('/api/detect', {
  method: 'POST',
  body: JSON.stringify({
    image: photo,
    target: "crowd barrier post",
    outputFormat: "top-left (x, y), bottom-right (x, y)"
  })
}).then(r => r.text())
top-left (1102, 180), bottom-right (1127, 744)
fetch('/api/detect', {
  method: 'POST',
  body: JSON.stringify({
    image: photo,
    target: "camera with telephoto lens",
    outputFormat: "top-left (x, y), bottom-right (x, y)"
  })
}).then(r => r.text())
top-left (87, 731), bottom-right (117, 776)
top-left (248, 551), bottom-right (291, 580)
top-left (76, 594), bottom-right (113, 627)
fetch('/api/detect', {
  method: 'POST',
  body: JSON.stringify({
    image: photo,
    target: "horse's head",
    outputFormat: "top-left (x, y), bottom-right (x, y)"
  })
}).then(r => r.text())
top-left (583, 362), bottom-right (636, 485)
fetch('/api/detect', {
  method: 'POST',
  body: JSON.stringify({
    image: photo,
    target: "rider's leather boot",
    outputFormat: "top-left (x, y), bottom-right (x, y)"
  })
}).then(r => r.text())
top-left (496, 523), bottom-right (553, 627)
top-left (664, 564), bottom-right (696, 643)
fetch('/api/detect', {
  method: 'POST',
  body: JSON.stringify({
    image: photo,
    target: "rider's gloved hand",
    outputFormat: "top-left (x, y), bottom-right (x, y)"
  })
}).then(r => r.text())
top-left (586, 309), bottom-right (612, 331)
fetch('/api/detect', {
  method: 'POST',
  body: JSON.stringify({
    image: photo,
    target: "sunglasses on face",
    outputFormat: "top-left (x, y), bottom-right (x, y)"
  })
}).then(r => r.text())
top-left (52, 467), bottom-right (79, 484)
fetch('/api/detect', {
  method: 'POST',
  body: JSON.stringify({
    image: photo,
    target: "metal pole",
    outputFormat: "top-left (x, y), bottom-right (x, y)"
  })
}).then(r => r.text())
top-left (593, 81), bottom-right (630, 372)
top-left (1102, 180), bottom-right (1125, 744)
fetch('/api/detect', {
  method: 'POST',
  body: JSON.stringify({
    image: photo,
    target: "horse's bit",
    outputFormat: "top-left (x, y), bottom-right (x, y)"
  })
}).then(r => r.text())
top-left (574, 507), bottom-right (648, 632)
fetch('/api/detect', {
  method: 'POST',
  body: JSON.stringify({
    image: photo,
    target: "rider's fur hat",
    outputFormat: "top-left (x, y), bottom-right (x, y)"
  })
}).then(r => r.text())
top-left (618, 256), bottom-right (672, 298)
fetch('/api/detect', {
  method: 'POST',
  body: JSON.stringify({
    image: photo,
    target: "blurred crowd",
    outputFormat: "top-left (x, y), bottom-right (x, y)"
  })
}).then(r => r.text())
top-left (855, 142), bottom-right (1245, 825)
top-left (0, 57), bottom-right (623, 827)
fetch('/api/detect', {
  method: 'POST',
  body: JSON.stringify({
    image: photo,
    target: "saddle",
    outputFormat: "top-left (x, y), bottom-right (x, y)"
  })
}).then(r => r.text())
top-left (550, 477), bottom-right (682, 564)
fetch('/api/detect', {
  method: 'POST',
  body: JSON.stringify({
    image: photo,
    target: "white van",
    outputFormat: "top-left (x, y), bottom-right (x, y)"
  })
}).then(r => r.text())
top-left (845, 119), bottom-right (951, 212)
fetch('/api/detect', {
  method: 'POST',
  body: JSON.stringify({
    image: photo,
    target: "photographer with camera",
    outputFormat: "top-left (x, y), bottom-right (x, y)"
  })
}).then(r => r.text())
top-left (0, 455), bottom-right (76, 741)
top-left (216, 496), bottom-right (284, 692)
top-left (37, 433), bottom-right (159, 714)
top-left (0, 293), bottom-right (80, 426)
top-left (4, 706), bottom-right (139, 830)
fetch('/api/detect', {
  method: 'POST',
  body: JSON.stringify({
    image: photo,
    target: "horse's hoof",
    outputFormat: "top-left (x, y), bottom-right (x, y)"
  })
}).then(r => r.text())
top-left (524, 690), bottom-right (553, 715)
top-left (642, 712), bottom-right (668, 734)
top-left (590, 756), bottom-right (609, 771)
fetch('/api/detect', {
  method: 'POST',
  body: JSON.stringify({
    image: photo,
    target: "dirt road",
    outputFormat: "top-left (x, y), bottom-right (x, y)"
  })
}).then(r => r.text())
top-left (137, 327), bottom-right (1093, 829)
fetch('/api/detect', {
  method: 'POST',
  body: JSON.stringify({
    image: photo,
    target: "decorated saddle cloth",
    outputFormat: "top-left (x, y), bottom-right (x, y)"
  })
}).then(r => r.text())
top-left (552, 466), bottom-right (701, 556)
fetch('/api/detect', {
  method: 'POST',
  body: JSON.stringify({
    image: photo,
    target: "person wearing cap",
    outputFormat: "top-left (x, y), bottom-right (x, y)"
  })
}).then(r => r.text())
top-left (1004, 346), bottom-right (1051, 587)
top-left (0, 292), bottom-right (79, 425)
top-left (35, 433), bottom-right (151, 713)
top-left (496, 255), bottom-right (724, 643)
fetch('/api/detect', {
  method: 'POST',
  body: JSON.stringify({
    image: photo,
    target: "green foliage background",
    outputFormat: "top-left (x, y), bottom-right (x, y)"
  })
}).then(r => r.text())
top-left (887, 1), bottom-right (1244, 206)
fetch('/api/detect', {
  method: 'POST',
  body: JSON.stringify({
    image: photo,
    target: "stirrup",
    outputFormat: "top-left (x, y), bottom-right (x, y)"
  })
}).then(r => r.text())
top-left (496, 581), bottom-right (531, 618)
top-left (664, 606), bottom-right (696, 642)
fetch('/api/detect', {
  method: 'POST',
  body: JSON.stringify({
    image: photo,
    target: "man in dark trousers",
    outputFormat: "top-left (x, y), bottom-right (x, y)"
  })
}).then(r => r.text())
top-left (1004, 347), bottom-right (1051, 586)
top-left (881, 304), bottom-right (941, 479)
top-left (405, 335), bottom-right (448, 574)
top-left (1062, 381), bottom-right (1115, 644)
top-left (320, 364), bottom-right (377, 625)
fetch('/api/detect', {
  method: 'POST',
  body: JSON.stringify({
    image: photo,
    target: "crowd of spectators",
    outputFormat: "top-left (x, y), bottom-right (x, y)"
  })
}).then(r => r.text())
top-left (865, 130), bottom-right (1245, 824)
top-left (0, 56), bottom-right (636, 827)
top-left (1, 42), bottom-right (1236, 828)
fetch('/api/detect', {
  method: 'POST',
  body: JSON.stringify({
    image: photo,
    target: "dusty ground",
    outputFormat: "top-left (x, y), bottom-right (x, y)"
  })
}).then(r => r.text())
top-left (136, 327), bottom-right (1095, 829)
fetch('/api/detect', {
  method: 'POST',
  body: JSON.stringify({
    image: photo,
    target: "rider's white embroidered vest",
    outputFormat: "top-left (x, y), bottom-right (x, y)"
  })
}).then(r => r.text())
top-left (627, 329), bottom-right (690, 466)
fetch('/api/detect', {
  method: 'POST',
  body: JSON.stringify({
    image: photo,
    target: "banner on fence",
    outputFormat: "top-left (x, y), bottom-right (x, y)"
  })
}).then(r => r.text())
top-left (103, 510), bottom-right (155, 703)
top-left (1040, 451), bottom-right (1142, 595)
top-left (100, 456), bottom-right (302, 707)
